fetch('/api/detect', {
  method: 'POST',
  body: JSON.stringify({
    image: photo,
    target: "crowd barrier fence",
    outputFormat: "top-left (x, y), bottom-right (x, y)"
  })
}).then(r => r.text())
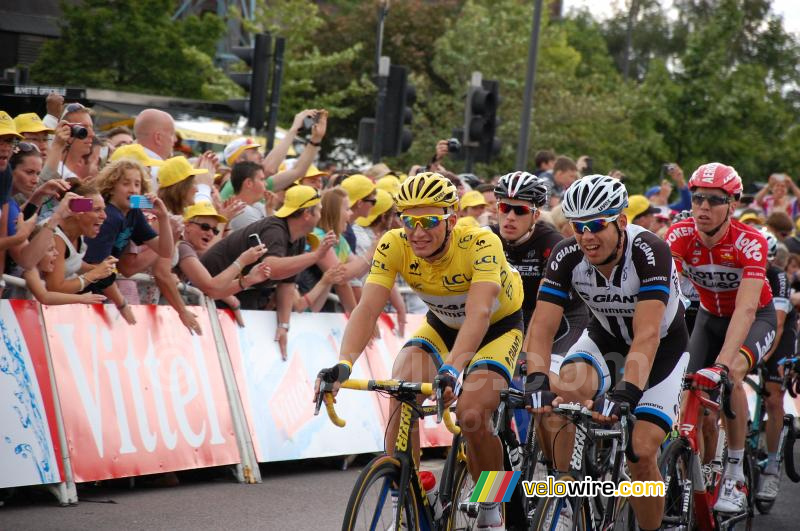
top-left (0, 278), bottom-right (442, 505)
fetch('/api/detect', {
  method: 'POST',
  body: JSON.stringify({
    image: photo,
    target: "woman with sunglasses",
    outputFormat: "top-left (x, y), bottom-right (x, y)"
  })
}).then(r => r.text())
top-left (491, 171), bottom-right (589, 449)
top-left (176, 202), bottom-right (270, 322)
top-left (666, 162), bottom-right (777, 514)
top-left (526, 174), bottom-right (688, 531)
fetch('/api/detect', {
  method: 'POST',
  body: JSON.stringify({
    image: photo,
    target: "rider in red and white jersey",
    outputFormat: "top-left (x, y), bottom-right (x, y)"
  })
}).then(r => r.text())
top-left (665, 162), bottom-right (777, 514)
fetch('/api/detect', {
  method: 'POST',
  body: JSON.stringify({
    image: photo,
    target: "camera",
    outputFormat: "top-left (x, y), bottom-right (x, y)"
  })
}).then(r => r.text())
top-left (301, 113), bottom-right (319, 133)
top-left (69, 124), bottom-right (88, 139)
top-left (248, 233), bottom-right (262, 248)
top-left (447, 138), bottom-right (461, 154)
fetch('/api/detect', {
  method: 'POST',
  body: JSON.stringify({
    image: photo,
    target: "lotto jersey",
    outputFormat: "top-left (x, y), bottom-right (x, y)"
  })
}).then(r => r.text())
top-left (366, 225), bottom-right (523, 329)
top-left (665, 218), bottom-right (772, 317)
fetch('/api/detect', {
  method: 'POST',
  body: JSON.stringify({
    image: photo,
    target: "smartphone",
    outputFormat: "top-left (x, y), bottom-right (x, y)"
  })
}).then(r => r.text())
top-left (248, 233), bottom-right (262, 248)
top-left (129, 195), bottom-right (154, 209)
top-left (69, 197), bottom-right (93, 212)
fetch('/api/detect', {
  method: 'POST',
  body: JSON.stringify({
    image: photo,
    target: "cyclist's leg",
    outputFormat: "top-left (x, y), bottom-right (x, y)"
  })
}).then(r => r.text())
top-left (628, 346), bottom-right (689, 530)
top-left (459, 317), bottom-right (524, 529)
top-left (721, 304), bottom-right (777, 478)
top-left (387, 317), bottom-right (442, 464)
top-left (683, 308), bottom-right (724, 463)
top-left (551, 327), bottom-right (610, 471)
top-left (764, 357), bottom-right (785, 473)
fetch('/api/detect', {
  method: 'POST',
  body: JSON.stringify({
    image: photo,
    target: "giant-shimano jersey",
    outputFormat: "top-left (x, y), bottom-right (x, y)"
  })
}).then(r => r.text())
top-left (665, 218), bottom-right (772, 317)
top-left (366, 224), bottom-right (523, 328)
top-left (537, 223), bottom-right (683, 343)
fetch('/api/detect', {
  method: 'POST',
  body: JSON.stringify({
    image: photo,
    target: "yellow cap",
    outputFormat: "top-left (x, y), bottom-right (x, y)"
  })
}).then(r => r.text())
top-left (111, 143), bottom-right (165, 167)
top-left (356, 190), bottom-right (395, 227)
top-left (376, 174), bottom-right (401, 196)
top-left (13, 113), bottom-right (54, 134)
top-left (295, 164), bottom-right (329, 184)
top-left (459, 190), bottom-right (488, 209)
top-left (738, 212), bottom-right (764, 225)
top-left (341, 174), bottom-right (376, 204)
top-left (0, 111), bottom-right (22, 138)
top-left (624, 195), bottom-right (658, 220)
top-left (159, 156), bottom-right (208, 188)
top-left (183, 201), bottom-right (228, 223)
top-left (275, 185), bottom-right (321, 218)
top-left (455, 216), bottom-right (480, 228)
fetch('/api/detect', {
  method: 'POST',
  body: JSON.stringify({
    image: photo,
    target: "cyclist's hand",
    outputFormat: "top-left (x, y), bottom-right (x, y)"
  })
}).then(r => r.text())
top-left (589, 383), bottom-right (643, 424)
top-left (312, 362), bottom-right (351, 403)
top-left (525, 372), bottom-right (556, 413)
top-left (434, 365), bottom-right (459, 407)
top-left (694, 363), bottom-right (729, 391)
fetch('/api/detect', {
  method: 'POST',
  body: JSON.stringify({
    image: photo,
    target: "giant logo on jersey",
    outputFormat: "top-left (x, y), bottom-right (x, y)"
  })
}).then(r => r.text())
top-left (633, 239), bottom-right (656, 266)
top-left (550, 243), bottom-right (580, 271)
top-left (734, 232), bottom-right (763, 262)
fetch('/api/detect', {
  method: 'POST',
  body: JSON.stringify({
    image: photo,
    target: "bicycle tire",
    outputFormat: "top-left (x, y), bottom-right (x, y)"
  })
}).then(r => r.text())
top-left (530, 475), bottom-right (590, 531)
top-left (446, 441), bottom-right (479, 531)
top-left (658, 438), bottom-right (695, 531)
top-left (785, 416), bottom-right (800, 482)
top-left (519, 430), bottom-right (544, 528)
top-left (342, 455), bottom-right (419, 531)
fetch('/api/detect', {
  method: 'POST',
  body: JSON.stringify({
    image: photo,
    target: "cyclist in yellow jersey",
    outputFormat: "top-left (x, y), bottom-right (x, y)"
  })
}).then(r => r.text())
top-left (315, 172), bottom-right (523, 531)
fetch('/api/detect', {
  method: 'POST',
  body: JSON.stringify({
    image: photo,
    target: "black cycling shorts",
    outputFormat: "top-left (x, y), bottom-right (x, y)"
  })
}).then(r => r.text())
top-left (763, 324), bottom-right (796, 383)
top-left (687, 303), bottom-right (777, 373)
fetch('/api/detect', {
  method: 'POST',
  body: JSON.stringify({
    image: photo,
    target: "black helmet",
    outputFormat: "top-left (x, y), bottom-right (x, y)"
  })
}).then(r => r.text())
top-left (495, 171), bottom-right (548, 207)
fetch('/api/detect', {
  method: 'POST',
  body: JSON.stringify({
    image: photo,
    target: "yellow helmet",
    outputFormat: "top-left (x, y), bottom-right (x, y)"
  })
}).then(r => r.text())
top-left (396, 172), bottom-right (458, 212)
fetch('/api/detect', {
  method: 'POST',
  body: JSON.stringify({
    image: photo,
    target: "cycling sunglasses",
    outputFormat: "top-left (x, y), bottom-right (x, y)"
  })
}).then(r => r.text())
top-left (400, 213), bottom-right (452, 230)
top-left (498, 202), bottom-right (535, 216)
top-left (691, 192), bottom-right (730, 207)
top-left (189, 221), bottom-right (220, 235)
top-left (571, 216), bottom-right (619, 234)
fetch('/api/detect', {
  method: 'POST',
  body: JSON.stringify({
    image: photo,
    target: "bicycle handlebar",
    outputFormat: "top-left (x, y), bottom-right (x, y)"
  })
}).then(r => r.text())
top-left (315, 379), bottom-right (460, 435)
top-left (719, 372), bottom-right (735, 420)
top-left (551, 402), bottom-right (639, 464)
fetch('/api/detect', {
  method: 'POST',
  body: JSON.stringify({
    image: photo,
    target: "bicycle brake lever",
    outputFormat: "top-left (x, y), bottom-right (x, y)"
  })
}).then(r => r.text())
top-left (314, 381), bottom-right (330, 416)
top-left (436, 385), bottom-right (444, 423)
top-left (620, 404), bottom-right (639, 464)
top-left (721, 375), bottom-right (736, 420)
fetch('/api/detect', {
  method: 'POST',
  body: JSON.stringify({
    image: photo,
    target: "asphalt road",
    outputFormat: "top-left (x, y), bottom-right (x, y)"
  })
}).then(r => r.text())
top-left (0, 449), bottom-right (797, 530)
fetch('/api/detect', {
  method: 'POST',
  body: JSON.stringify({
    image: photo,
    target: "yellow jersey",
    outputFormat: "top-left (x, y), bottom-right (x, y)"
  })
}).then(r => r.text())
top-left (366, 225), bottom-right (523, 328)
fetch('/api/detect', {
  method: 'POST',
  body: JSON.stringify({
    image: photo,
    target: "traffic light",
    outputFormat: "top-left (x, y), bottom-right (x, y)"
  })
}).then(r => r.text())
top-left (465, 79), bottom-right (501, 163)
top-left (229, 33), bottom-right (271, 130)
top-left (357, 64), bottom-right (416, 158)
top-left (383, 65), bottom-right (415, 156)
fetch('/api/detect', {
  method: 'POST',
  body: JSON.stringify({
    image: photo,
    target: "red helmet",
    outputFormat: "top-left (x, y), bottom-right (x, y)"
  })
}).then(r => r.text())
top-left (688, 163), bottom-right (743, 197)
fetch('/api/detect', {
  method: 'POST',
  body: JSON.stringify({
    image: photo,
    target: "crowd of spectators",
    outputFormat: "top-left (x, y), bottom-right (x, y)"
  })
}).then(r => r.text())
top-left (3, 95), bottom-right (800, 360)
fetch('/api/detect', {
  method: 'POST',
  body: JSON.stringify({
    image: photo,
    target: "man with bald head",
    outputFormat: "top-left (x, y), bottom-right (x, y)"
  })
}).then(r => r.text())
top-left (134, 108), bottom-right (176, 161)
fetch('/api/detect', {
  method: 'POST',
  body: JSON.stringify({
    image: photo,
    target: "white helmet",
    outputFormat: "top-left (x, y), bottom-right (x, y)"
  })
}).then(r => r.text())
top-left (561, 174), bottom-right (628, 220)
top-left (759, 227), bottom-right (778, 261)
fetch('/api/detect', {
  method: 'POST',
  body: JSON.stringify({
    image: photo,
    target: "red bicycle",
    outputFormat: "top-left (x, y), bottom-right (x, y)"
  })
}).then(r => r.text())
top-left (658, 372), bottom-right (755, 531)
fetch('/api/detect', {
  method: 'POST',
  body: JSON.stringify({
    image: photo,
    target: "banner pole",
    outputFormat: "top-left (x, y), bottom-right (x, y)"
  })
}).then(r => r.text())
top-left (203, 298), bottom-right (261, 483)
top-left (36, 303), bottom-right (78, 505)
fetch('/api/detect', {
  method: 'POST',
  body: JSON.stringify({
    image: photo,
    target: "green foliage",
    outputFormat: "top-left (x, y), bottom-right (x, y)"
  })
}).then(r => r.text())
top-left (30, 0), bottom-right (238, 99)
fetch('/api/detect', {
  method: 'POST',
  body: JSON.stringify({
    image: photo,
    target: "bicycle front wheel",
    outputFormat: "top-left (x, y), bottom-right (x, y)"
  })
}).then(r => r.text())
top-left (446, 441), bottom-right (479, 531)
top-left (531, 476), bottom-right (590, 531)
top-left (658, 438), bottom-right (695, 531)
top-left (343, 455), bottom-right (420, 531)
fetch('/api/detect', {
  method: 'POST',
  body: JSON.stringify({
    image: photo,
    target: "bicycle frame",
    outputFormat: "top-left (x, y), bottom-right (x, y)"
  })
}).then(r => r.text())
top-left (317, 379), bottom-right (460, 530)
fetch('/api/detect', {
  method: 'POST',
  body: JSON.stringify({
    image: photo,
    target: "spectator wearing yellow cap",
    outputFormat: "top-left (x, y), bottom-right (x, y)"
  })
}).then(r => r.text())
top-left (14, 113), bottom-right (54, 159)
top-left (219, 109), bottom-right (329, 201)
top-left (376, 174), bottom-right (401, 196)
top-left (200, 185), bottom-right (338, 351)
top-left (157, 156), bottom-right (207, 216)
top-left (456, 190), bottom-right (489, 228)
top-left (176, 202), bottom-right (270, 322)
top-left (111, 143), bottom-right (165, 169)
top-left (624, 194), bottom-right (660, 231)
top-left (341, 173), bottom-right (377, 252)
top-left (297, 164), bottom-right (328, 190)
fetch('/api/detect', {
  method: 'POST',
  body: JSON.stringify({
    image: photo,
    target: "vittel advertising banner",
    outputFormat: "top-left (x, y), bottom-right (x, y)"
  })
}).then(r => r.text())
top-left (0, 300), bottom-right (62, 488)
top-left (42, 305), bottom-right (239, 482)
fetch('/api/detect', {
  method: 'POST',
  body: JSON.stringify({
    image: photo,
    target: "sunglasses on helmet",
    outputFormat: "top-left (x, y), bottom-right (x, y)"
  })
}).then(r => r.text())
top-left (498, 202), bottom-right (535, 216)
top-left (571, 216), bottom-right (619, 234)
top-left (400, 213), bottom-right (452, 230)
top-left (691, 192), bottom-right (730, 207)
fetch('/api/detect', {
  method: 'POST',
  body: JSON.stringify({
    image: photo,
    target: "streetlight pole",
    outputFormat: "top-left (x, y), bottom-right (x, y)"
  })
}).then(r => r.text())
top-left (515, 0), bottom-right (544, 171)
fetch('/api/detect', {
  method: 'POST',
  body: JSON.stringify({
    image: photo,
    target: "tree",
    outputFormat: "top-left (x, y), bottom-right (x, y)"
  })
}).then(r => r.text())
top-left (30, 0), bottom-right (239, 100)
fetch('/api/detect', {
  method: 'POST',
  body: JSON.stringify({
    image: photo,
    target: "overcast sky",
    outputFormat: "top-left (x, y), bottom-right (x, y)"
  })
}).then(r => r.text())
top-left (563, 0), bottom-right (800, 35)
